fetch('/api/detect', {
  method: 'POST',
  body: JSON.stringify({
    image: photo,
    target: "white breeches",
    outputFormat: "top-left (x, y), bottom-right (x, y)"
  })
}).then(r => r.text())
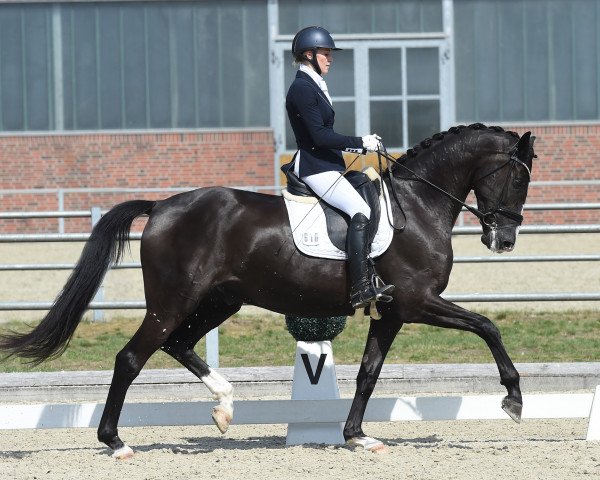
top-left (301, 170), bottom-right (371, 219)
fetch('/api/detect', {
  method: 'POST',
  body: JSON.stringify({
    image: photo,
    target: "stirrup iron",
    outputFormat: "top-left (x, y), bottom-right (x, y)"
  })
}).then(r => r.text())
top-left (372, 272), bottom-right (394, 302)
top-left (350, 272), bottom-right (394, 309)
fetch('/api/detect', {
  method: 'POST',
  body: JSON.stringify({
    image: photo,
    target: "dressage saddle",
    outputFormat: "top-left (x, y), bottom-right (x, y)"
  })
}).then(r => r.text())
top-left (280, 161), bottom-right (382, 251)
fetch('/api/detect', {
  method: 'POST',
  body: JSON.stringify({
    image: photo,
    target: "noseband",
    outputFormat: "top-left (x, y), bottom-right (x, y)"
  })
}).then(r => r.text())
top-left (376, 145), bottom-right (531, 228)
top-left (474, 147), bottom-right (532, 228)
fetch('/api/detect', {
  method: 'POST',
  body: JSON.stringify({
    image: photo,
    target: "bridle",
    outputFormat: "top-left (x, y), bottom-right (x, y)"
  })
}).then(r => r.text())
top-left (376, 143), bottom-right (531, 230)
top-left (472, 146), bottom-right (532, 228)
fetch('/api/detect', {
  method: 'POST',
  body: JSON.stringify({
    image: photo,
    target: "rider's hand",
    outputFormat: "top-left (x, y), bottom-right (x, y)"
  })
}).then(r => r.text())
top-left (362, 134), bottom-right (382, 152)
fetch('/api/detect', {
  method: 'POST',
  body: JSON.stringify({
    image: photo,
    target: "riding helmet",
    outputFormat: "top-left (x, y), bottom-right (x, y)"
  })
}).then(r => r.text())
top-left (292, 26), bottom-right (341, 75)
top-left (292, 26), bottom-right (341, 55)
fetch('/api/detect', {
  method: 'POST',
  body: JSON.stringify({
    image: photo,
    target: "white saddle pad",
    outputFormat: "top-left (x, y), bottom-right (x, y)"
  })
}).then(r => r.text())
top-left (282, 180), bottom-right (394, 260)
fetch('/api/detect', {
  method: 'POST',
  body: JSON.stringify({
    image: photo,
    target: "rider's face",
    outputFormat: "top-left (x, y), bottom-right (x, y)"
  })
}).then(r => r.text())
top-left (306, 48), bottom-right (332, 76)
top-left (316, 48), bottom-right (332, 76)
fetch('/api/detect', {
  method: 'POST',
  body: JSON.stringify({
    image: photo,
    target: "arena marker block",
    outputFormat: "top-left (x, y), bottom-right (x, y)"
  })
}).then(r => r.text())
top-left (585, 385), bottom-right (600, 440)
top-left (286, 340), bottom-right (345, 445)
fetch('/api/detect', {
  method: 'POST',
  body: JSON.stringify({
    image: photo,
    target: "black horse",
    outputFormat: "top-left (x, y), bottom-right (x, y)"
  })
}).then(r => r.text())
top-left (0, 123), bottom-right (535, 457)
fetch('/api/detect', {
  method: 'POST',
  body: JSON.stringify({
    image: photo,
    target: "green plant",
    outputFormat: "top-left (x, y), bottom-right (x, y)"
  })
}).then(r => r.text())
top-left (285, 315), bottom-right (347, 341)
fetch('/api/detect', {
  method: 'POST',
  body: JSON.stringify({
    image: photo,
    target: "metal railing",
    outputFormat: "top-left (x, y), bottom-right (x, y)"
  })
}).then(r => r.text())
top-left (1, 183), bottom-right (598, 232)
top-left (0, 202), bottom-right (598, 305)
top-left (0, 186), bottom-right (281, 234)
top-left (1, 202), bottom-right (599, 366)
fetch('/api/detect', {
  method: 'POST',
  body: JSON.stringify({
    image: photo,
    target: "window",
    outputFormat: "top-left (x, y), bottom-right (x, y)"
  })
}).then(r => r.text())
top-left (278, 0), bottom-right (443, 35)
top-left (0, 5), bottom-right (53, 131)
top-left (455, 0), bottom-right (600, 123)
top-left (0, 1), bottom-right (270, 132)
top-left (369, 47), bottom-right (441, 148)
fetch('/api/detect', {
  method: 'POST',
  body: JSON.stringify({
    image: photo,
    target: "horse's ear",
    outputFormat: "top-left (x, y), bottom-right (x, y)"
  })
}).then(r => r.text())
top-left (517, 131), bottom-right (531, 159)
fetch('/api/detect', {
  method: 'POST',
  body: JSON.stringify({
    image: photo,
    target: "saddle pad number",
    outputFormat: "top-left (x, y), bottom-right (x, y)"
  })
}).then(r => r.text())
top-left (302, 232), bottom-right (320, 246)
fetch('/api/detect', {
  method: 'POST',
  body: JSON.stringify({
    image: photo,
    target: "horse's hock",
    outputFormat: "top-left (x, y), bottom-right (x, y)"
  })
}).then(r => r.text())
top-left (285, 315), bottom-right (347, 445)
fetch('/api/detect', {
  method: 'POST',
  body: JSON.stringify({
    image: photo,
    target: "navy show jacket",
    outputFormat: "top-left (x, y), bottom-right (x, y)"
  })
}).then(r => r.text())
top-left (285, 70), bottom-right (363, 177)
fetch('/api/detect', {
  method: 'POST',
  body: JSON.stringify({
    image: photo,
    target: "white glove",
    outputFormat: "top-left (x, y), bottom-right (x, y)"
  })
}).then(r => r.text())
top-left (362, 133), bottom-right (382, 152)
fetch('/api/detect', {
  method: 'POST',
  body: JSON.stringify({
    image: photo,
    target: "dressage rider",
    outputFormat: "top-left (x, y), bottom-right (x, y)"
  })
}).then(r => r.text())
top-left (285, 26), bottom-right (394, 309)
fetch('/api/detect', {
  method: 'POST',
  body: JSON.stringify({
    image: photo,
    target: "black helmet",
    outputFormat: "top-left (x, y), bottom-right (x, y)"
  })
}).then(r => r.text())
top-left (292, 26), bottom-right (341, 55)
top-left (292, 26), bottom-right (341, 75)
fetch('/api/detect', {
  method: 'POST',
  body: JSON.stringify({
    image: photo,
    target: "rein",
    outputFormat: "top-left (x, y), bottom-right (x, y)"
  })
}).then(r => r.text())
top-left (376, 145), bottom-right (529, 228)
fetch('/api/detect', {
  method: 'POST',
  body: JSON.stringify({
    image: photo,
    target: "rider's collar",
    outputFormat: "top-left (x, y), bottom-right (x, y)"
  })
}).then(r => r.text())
top-left (300, 64), bottom-right (324, 87)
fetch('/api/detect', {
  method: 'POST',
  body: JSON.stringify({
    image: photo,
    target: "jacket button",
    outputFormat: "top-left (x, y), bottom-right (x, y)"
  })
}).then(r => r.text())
top-left (311, 147), bottom-right (315, 150)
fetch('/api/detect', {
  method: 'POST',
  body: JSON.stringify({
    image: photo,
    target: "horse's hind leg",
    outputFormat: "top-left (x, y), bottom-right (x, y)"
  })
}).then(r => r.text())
top-left (97, 308), bottom-right (188, 459)
top-left (412, 296), bottom-right (523, 422)
top-left (161, 296), bottom-right (243, 434)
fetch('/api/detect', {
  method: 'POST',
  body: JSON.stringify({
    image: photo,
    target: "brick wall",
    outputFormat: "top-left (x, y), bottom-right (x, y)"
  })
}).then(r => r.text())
top-left (0, 129), bottom-right (275, 232)
top-left (0, 123), bottom-right (598, 232)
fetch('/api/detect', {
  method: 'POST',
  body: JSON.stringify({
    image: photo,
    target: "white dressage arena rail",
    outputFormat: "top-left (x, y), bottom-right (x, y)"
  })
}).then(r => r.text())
top-left (1, 359), bottom-right (600, 442)
top-left (1, 391), bottom-right (600, 440)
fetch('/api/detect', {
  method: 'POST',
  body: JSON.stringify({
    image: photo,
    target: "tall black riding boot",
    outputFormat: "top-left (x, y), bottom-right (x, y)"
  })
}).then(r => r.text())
top-left (347, 213), bottom-right (394, 309)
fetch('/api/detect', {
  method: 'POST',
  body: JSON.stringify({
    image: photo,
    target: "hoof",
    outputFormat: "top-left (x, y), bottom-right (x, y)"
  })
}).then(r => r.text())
top-left (212, 406), bottom-right (232, 434)
top-left (346, 436), bottom-right (389, 454)
top-left (111, 445), bottom-right (134, 460)
top-left (501, 396), bottom-right (523, 423)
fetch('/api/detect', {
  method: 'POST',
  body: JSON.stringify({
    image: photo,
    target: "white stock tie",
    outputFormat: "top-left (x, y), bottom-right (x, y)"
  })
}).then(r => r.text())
top-left (320, 79), bottom-right (332, 105)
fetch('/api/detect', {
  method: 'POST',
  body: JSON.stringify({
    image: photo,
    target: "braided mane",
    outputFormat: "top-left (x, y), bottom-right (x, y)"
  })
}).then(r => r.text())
top-left (398, 123), bottom-right (520, 162)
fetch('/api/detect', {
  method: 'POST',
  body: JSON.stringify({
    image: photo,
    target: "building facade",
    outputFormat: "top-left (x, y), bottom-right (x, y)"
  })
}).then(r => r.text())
top-left (0, 0), bottom-right (598, 231)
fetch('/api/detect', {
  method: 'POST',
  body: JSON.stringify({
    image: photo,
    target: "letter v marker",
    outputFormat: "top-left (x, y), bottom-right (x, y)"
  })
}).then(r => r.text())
top-left (300, 353), bottom-right (327, 385)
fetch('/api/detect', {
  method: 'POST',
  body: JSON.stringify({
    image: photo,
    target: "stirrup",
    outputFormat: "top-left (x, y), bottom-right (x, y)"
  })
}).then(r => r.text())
top-left (350, 278), bottom-right (394, 309)
top-left (373, 273), bottom-right (394, 298)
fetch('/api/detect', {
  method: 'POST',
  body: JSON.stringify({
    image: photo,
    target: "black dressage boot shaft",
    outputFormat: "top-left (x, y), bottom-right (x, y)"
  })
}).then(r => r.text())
top-left (347, 213), bottom-right (394, 308)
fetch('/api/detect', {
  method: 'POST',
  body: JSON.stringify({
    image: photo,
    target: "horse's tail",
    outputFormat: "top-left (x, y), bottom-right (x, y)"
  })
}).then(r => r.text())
top-left (0, 199), bottom-right (155, 365)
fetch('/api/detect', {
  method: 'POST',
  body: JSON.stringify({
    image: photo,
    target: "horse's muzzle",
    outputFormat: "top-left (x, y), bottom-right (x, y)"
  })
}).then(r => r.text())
top-left (481, 227), bottom-right (517, 253)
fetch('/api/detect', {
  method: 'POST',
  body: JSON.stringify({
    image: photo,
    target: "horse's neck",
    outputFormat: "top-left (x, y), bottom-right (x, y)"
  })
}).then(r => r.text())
top-left (402, 134), bottom-right (477, 212)
top-left (431, 135), bottom-right (478, 193)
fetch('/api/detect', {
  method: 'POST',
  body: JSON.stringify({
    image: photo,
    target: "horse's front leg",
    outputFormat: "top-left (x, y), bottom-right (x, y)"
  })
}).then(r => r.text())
top-left (344, 315), bottom-right (401, 452)
top-left (414, 295), bottom-right (522, 422)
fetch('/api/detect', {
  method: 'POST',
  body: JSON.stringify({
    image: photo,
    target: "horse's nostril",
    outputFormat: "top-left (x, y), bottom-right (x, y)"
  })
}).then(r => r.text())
top-left (502, 241), bottom-right (514, 250)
